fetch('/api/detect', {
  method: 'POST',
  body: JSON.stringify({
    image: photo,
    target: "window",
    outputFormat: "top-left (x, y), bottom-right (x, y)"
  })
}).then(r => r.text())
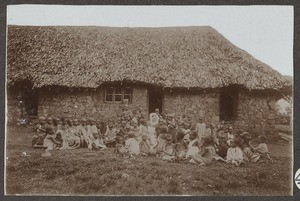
top-left (105, 86), bottom-right (132, 103)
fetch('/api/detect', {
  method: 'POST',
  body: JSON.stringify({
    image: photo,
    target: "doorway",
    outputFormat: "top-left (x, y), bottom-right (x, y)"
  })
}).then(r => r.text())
top-left (148, 87), bottom-right (163, 114)
top-left (12, 81), bottom-right (39, 117)
top-left (219, 85), bottom-right (239, 122)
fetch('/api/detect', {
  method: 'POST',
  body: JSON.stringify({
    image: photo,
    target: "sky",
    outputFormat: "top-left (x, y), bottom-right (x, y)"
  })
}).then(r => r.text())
top-left (7, 5), bottom-right (294, 76)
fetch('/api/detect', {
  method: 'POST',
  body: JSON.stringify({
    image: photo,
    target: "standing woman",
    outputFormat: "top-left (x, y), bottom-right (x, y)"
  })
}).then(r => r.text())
top-left (147, 113), bottom-right (159, 148)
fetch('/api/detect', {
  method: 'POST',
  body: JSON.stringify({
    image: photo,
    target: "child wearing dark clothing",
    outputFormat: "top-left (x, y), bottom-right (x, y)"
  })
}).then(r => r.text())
top-left (32, 116), bottom-right (47, 148)
top-left (216, 135), bottom-right (228, 159)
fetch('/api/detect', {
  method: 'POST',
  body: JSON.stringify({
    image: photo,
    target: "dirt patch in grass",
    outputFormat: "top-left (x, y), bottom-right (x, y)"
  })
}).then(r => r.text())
top-left (5, 125), bottom-right (293, 195)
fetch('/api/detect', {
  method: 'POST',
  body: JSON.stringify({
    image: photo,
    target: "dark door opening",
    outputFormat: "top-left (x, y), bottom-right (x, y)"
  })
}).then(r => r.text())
top-left (219, 86), bottom-right (239, 122)
top-left (148, 87), bottom-right (163, 114)
top-left (23, 89), bottom-right (38, 116)
top-left (12, 81), bottom-right (39, 117)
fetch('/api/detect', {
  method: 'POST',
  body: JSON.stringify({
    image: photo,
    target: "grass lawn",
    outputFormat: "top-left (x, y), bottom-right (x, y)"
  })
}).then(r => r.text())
top-left (5, 125), bottom-right (293, 195)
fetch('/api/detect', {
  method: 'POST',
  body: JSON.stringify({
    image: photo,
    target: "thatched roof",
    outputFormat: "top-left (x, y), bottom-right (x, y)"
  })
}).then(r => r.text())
top-left (7, 25), bottom-right (291, 90)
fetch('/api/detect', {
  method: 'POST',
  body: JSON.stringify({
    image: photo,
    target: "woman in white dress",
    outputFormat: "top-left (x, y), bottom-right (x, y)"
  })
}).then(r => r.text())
top-left (147, 113), bottom-right (159, 148)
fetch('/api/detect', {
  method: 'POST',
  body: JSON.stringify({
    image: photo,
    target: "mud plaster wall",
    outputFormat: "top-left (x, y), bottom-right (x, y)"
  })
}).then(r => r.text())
top-left (38, 86), bottom-right (148, 122)
top-left (163, 90), bottom-right (220, 124)
top-left (234, 90), bottom-right (279, 136)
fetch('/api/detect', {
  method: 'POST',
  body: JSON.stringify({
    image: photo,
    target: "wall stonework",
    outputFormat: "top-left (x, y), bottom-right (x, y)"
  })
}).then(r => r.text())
top-left (38, 86), bottom-right (148, 122)
top-left (235, 90), bottom-right (280, 137)
top-left (163, 90), bottom-right (220, 124)
top-left (6, 91), bottom-right (21, 123)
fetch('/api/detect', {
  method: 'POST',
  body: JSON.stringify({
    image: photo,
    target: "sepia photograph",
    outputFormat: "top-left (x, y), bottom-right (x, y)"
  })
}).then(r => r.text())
top-left (5, 5), bottom-right (293, 195)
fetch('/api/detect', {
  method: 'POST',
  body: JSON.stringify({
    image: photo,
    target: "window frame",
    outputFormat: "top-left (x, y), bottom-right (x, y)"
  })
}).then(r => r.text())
top-left (104, 86), bottom-right (133, 103)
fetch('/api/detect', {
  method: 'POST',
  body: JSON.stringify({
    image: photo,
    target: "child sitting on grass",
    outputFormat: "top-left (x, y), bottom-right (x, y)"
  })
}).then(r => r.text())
top-left (226, 138), bottom-right (244, 166)
top-left (46, 117), bottom-right (55, 130)
top-left (114, 136), bottom-right (127, 156)
top-left (154, 126), bottom-right (168, 157)
top-left (32, 116), bottom-right (47, 148)
top-left (131, 121), bottom-right (141, 142)
top-left (89, 118), bottom-right (99, 138)
top-left (249, 135), bottom-right (272, 162)
top-left (43, 126), bottom-right (62, 151)
top-left (186, 131), bottom-right (200, 159)
top-left (226, 126), bottom-right (235, 145)
top-left (80, 118), bottom-right (91, 148)
top-left (60, 118), bottom-right (80, 150)
top-left (54, 118), bottom-right (62, 132)
top-left (216, 135), bottom-right (229, 159)
top-left (104, 123), bottom-right (117, 146)
top-left (174, 131), bottom-right (188, 160)
top-left (125, 132), bottom-right (140, 157)
top-left (140, 134), bottom-right (153, 156)
top-left (190, 137), bottom-right (215, 166)
top-left (92, 134), bottom-right (107, 150)
top-left (61, 118), bottom-right (70, 132)
top-left (73, 118), bottom-right (85, 147)
top-left (162, 135), bottom-right (175, 161)
top-left (138, 118), bottom-right (148, 140)
top-left (240, 132), bottom-right (261, 163)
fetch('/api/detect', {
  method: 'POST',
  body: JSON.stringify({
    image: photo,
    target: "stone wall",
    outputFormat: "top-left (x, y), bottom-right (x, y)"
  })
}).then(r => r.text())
top-left (163, 90), bottom-right (220, 124)
top-left (38, 85), bottom-right (148, 122)
top-left (234, 89), bottom-right (280, 138)
top-left (6, 90), bottom-right (21, 123)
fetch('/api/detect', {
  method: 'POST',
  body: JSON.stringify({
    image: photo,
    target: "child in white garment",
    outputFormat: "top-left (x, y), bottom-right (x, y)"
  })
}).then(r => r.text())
top-left (125, 132), bottom-right (140, 157)
top-left (186, 131), bottom-right (200, 159)
top-left (226, 138), bottom-right (243, 166)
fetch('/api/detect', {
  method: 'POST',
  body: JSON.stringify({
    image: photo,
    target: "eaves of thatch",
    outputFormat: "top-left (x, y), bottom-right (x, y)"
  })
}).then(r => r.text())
top-left (7, 25), bottom-right (292, 91)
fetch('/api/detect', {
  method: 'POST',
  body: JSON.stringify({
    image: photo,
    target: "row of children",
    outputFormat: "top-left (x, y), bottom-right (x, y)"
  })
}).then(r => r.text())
top-left (31, 107), bottom-right (272, 166)
top-left (114, 122), bottom-right (272, 166)
top-left (32, 116), bottom-right (113, 151)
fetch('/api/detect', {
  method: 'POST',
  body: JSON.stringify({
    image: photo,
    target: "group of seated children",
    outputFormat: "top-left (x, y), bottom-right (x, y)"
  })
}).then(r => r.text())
top-left (32, 116), bottom-right (108, 151)
top-left (32, 108), bottom-right (272, 166)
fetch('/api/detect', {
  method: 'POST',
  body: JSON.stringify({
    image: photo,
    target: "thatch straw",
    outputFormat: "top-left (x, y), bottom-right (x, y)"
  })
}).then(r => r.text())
top-left (7, 25), bottom-right (291, 90)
